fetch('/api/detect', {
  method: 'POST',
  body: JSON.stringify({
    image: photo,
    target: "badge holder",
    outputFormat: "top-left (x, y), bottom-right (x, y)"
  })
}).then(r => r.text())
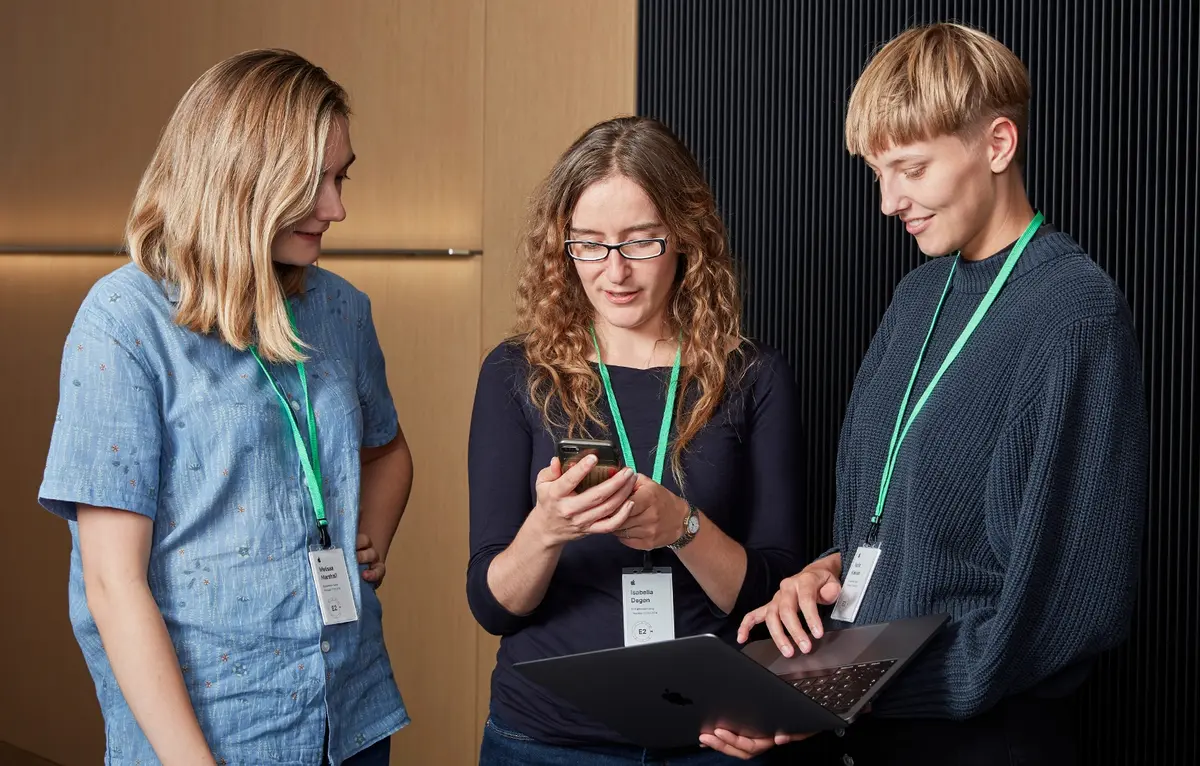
top-left (622, 552), bottom-right (675, 646)
top-left (830, 523), bottom-right (882, 624)
top-left (307, 523), bottom-right (359, 626)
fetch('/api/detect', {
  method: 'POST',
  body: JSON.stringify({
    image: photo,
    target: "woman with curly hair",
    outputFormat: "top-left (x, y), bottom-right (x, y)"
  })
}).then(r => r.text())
top-left (466, 116), bottom-right (805, 764)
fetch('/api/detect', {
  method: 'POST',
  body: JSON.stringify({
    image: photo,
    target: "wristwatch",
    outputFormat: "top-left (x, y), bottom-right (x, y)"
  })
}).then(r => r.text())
top-left (668, 504), bottom-right (701, 551)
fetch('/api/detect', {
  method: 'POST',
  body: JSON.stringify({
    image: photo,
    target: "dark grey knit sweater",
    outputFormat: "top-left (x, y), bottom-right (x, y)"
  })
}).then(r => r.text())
top-left (833, 226), bottom-right (1148, 720)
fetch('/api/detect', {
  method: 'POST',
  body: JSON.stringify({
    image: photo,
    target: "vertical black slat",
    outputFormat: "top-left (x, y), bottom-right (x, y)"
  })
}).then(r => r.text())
top-left (1139, 2), bottom-right (1162, 756)
top-left (1099, 15), bottom-right (1135, 750)
top-left (1183, 0), bottom-right (1197, 752)
top-left (1182, 2), bottom-right (1193, 754)
top-left (1152, 1), bottom-right (1170, 755)
top-left (639, 0), bottom-right (1200, 762)
top-left (1188, 2), bottom-right (1200, 759)
top-left (1162, 10), bottom-right (1179, 748)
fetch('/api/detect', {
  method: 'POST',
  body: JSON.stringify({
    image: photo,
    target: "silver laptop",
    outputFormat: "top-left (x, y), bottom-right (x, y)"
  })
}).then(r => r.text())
top-left (513, 613), bottom-right (949, 749)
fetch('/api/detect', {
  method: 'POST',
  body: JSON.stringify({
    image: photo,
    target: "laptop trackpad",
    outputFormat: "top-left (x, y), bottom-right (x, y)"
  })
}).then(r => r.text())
top-left (744, 623), bottom-right (889, 676)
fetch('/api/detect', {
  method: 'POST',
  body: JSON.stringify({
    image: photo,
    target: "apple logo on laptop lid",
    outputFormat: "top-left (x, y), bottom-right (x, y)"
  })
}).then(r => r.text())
top-left (661, 689), bottom-right (694, 706)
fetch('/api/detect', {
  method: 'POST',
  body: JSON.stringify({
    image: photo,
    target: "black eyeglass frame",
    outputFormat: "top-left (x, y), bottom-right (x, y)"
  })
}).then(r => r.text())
top-left (563, 237), bottom-right (668, 262)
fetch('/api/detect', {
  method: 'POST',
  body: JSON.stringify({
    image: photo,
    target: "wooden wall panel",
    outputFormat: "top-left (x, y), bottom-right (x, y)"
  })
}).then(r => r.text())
top-left (477, 0), bottom-right (638, 740)
top-left (0, 741), bottom-right (59, 766)
top-left (1, 1), bottom-right (637, 764)
top-left (480, 0), bottom-right (639, 349)
top-left (321, 257), bottom-right (481, 766)
top-left (0, 0), bottom-right (484, 250)
top-left (0, 255), bottom-right (128, 766)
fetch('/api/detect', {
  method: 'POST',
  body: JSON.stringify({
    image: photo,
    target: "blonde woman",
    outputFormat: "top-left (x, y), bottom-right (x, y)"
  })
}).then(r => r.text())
top-left (718, 23), bottom-right (1147, 764)
top-left (467, 116), bottom-right (805, 764)
top-left (38, 50), bottom-right (411, 765)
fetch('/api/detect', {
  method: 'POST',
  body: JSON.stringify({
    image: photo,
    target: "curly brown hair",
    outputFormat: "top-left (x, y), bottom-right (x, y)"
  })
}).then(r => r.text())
top-left (513, 116), bottom-right (744, 479)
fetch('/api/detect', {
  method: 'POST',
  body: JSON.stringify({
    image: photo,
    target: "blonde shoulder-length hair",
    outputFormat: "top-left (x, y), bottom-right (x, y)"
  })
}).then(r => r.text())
top-left (514, 116), bottom-right (744, 479)
top-left (126, 48), bottom-right (350, 363)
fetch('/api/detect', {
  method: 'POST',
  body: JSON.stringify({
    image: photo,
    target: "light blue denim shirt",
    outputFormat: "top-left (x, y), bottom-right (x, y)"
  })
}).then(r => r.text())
top-left (39, 262), bottom-right (409, 765)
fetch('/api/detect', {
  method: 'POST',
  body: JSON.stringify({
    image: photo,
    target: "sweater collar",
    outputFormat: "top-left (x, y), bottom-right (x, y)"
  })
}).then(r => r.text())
top-left (949, 226), bottom-right (1079, 294)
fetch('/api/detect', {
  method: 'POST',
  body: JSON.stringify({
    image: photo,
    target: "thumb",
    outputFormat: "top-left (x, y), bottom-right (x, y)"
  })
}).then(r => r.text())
top-left (537, 458), bottom-right (564, 485)
top-left (818, 578), bottom-right (841, 605)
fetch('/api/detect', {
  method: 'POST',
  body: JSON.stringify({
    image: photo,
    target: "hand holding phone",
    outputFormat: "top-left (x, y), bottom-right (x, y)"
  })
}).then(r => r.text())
top-left (556, 439), bottom-right (624, 493)
top-left (529, 440), bottom-right (637, 546)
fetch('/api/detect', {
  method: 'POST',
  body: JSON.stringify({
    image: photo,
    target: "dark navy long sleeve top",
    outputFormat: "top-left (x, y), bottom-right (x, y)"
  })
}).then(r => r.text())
top-left (467, 340), bottom-right (806, 745)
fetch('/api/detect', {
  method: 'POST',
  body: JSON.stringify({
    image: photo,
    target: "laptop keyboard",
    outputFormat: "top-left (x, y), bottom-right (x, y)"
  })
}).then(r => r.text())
top-left (790, 659), bottom-right (896, 714)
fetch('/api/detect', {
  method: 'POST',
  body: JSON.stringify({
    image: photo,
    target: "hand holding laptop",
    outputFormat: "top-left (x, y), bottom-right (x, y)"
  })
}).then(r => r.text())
top-left (698, 554), bottom-right (844, 758)
top-left (699, 727), bottom-right (813, 760)
top-left (737, 553), bottom-right (844, 656)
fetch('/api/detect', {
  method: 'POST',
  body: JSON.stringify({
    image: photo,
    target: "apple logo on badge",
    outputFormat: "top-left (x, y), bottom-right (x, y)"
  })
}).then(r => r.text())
top-left (661, 689), bottom-right (693, 706)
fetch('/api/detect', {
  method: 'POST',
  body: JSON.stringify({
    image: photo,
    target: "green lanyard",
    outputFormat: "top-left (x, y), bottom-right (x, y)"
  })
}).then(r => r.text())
top-left (590, 326), bottom-right (682, 485)
top-left (249, 301), bottom-right (330, 549)
top-left (869, 212), bottom-right (1045, 543)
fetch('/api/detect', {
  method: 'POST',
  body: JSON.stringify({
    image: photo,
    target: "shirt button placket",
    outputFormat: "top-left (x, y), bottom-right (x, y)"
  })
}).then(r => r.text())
top-left (320, 635), bottom-right (334, 757)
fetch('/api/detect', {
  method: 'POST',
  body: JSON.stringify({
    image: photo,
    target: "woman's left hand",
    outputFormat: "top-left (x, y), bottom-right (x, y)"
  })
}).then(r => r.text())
top-left (356, 533), bottom-right (387, 586)
top-left (699, 729), bottom-right (812, 759)
top-left (614, 475), bottom-right (690, 550)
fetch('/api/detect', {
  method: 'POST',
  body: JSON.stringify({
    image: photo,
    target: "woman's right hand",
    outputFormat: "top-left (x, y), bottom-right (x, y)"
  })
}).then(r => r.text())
top-left (737, 553), bottom-right (843, 657)
top-left (532, 455), bottom-right (637, 547)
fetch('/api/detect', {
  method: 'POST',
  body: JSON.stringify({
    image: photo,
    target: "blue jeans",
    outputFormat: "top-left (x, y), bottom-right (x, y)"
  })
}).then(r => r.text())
top-left (479, 714), bottom-right (767, 766)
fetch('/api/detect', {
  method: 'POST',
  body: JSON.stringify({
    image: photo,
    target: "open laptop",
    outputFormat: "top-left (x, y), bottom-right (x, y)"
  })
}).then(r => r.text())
top-left (513, 613), bottom-right (948, 749)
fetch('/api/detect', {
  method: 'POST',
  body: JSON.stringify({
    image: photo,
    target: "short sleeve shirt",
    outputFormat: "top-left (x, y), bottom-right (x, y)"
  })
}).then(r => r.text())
top-left (39, 262), bottom-right (408, 765)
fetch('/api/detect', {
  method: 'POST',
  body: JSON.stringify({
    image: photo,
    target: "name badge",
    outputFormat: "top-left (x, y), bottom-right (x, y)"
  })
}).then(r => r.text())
top-left (622, 567), bottom-right (675, 646)
top-left (830, 545), bottom-right (882, 623)
top-left (308, 547), bottom-right (359, 626)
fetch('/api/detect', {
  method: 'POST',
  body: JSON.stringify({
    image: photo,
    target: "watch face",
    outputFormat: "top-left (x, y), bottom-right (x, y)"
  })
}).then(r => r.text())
top-left (686, 513), bottom-right (700, 535)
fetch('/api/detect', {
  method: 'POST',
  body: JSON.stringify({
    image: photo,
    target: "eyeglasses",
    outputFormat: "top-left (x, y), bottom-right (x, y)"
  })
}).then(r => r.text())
top-left (564, 237), bottom-right (668, 262)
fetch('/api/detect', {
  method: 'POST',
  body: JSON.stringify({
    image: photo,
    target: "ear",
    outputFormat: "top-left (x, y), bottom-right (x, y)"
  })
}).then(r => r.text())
top-left (986, 116), bottom-right (1020, 174)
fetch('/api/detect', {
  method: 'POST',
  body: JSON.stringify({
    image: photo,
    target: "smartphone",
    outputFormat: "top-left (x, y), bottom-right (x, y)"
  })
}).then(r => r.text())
top-left (556, 438), bottom-right (624, 493)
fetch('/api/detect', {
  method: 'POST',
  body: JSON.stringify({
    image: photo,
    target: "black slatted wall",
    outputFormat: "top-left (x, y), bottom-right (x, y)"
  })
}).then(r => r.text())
top-left (638, 1), bottom-right (1198, 763)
